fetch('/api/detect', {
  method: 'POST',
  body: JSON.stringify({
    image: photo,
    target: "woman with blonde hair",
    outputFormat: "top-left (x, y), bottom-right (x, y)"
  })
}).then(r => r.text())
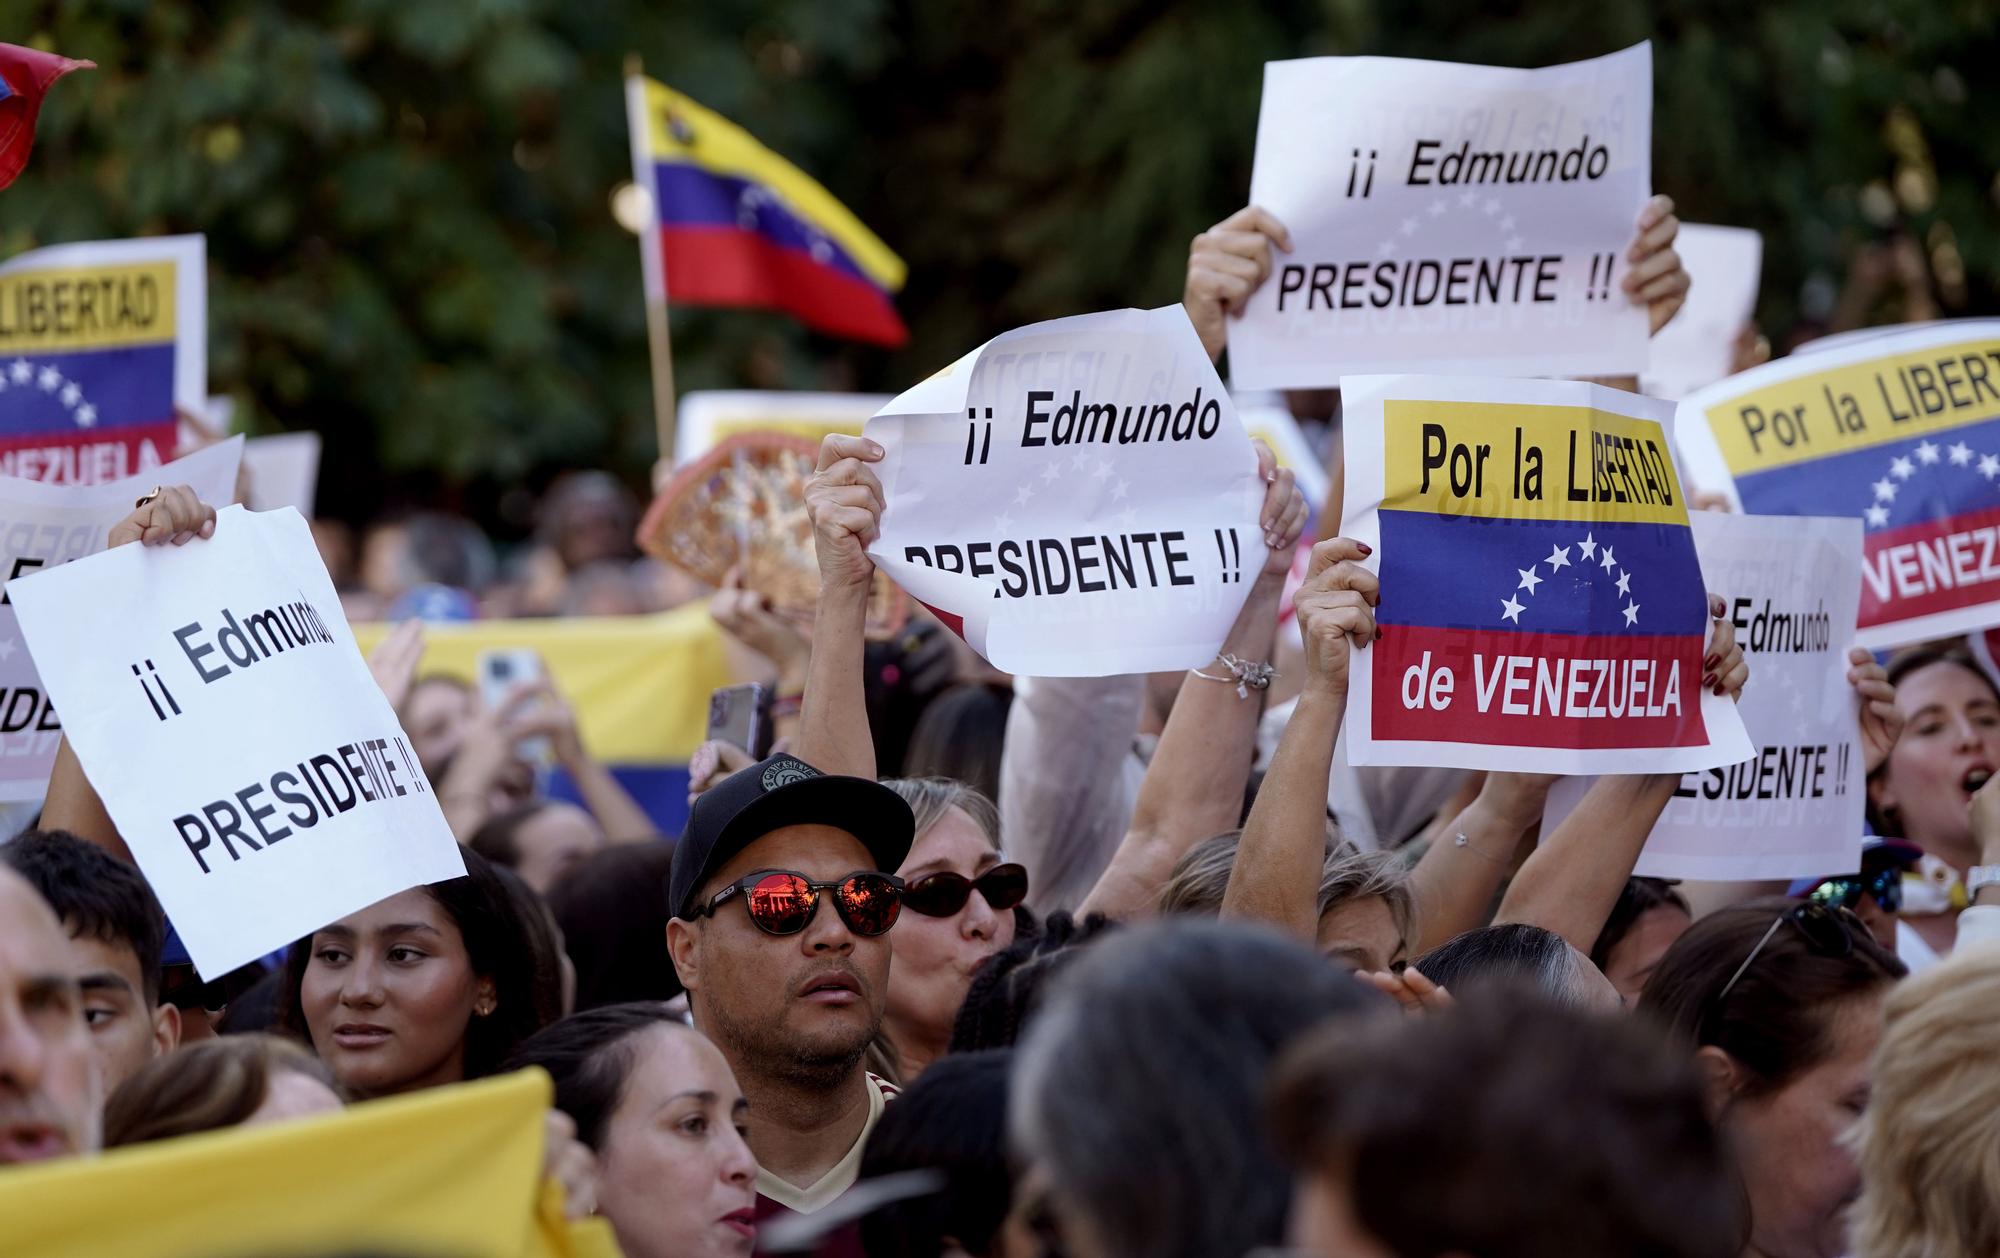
top-left (104, 1033), bottom-right (342, 1147)
top-left (1848, 944), bottom-right (2000, 1258)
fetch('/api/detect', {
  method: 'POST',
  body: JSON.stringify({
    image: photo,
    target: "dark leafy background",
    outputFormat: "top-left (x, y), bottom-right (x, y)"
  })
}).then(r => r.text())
top-left (3, 0), bottom-right (1993, 533)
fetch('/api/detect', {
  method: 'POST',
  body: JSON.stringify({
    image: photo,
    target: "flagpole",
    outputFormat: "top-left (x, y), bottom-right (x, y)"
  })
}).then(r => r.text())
top-left (624, 55), bottom-right (679, 475)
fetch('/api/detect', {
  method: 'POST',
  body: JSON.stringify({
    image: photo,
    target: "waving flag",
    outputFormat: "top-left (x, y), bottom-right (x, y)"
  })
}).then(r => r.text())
top-left (1676, 319), bottom-right (2000, 648)
top-left (624, 75), bottom-right (908, 347)
top-left (0, 43), bottom-right (93, 191)
top-left (1342, 375), bottom-right (1750, 774)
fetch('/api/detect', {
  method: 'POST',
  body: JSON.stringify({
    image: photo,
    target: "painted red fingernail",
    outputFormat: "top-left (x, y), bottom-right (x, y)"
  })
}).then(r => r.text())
top-left (1357, 542), bottom-right (1373, 555)
top-left (1703, 673), bottom-right (1716, 688)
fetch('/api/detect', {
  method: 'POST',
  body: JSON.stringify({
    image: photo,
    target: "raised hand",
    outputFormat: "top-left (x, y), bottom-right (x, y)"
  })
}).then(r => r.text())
top-left (1183, 206), bottom-right (1293, 362)
top-left (805, 434), bottom-right (886, 596)
top-left (1623, 194), bottom-right (1689, 336)
top-left (1294, 538), bottom-right (1379, 698)
top-left (108, 484), bottom-right (217, 548)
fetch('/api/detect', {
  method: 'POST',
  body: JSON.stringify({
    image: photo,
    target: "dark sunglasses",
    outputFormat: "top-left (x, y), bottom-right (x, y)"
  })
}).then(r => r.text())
top-left (689, 869), bottom-right (905, 937)
top-left (1714, 901), bottom-right (1862, 1007)
top-left (903, 863), bottom-right (1029, 918)
top-left (1805, 867), bottom-right (1903, 915)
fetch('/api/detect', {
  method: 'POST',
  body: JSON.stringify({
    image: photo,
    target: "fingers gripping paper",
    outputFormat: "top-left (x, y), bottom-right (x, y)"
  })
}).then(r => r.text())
top-left (864, 306), bottom-right (1265, 676)
top-left (1341, 374), bottom-right (1751, 774)
top-left (10, 506), bottom-right (464, 976)
top-left (1233, 44), bottom-right (1653, 386)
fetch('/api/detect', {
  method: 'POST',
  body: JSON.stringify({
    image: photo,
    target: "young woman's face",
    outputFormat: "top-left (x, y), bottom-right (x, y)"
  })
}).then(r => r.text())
top-left (886, 808), bottom-right (1017, 1055)
top-left (596, 1026), bottom-right (757, 1258)
top-left (1874, 660), bottom-right (2000, 858)
top-left (300, 887), bottom-right (491, 1099)
top-left (512, 803), bottom-right (607, 894)
top-left (1727, 992), bottom-right (1885, 1258)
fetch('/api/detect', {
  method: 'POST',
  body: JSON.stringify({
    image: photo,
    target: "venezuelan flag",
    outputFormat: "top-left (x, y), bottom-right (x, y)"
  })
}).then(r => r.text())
top-left (625, 75), bottom-right (908, 347)
top-left (355, 605), bottom-right (733, 837)
top-left (1369, 399), bottom-right (1712, 753)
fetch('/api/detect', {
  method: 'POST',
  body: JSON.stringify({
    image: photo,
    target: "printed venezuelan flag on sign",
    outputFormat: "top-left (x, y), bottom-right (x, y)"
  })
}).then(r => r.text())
top-left (1341, 375), bottom-right (1750, 775)
top-left (1675, 318), bottom-right (2000, 650)
top-left (0, 235), bottom-right (205, 484)
top-left (624, 75), bottom-right (908, 347)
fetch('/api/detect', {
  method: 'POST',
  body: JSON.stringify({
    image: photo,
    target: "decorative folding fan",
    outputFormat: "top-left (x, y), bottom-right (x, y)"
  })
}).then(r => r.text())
top-left (638, 431), bottom-right (908, 639)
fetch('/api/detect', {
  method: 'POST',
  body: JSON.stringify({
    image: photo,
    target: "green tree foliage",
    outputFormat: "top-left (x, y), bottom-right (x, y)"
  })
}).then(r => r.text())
top-left (3, 0), bottom-right (1994, 514)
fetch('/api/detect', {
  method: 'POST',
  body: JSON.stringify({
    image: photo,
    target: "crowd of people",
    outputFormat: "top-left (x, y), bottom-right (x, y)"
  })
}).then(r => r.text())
top-left (2, 187), bottom-right (1998, 1258)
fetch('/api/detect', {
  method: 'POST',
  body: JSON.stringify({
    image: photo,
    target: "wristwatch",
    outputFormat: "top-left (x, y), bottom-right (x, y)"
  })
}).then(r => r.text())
top-left (1967, 865), bottom-right (2000, 902)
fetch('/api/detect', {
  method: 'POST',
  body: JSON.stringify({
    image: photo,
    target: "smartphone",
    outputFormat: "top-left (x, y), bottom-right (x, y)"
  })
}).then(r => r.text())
top-left (477, 648), bottom-right (552, 764)
top-left (707, 682), bottom-right (773, 760)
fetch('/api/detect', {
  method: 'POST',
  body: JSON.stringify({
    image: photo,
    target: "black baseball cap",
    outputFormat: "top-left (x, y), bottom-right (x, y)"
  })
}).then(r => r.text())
top-left (669, 753), bottom-right (916, 919)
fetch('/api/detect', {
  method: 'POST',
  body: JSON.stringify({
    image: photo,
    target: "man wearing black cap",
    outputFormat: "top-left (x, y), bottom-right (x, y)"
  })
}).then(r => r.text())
top-left (665, 749), bottom-right (915, 1223)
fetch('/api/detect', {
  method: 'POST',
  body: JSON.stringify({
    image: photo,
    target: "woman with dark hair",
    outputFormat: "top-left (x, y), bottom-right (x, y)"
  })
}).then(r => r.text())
top-left (1413, 923), bottom-right (1622, 1011)
top-left (902, 683), bottom-right (1013, 805)
top-left (859, 1049), bottom-right (1018, 1258)
top-left (1010, 919), bottom-right (1385, 1258)
top-left (504, 1003), bottom-right (756, 1258)
top-left (1868, 642), bottom-right (2000, 958)
top-left (1641, 897), bottom-right (1907, 1258)
top-left (545, 842), bottom-right (681, 1010)
top-left (470, 800), bottom-right (607, 894)
top-left (1592, 876), bottom-right (1694, 1003)
top-left (278, 847), bottom-right (556, 1098)
top-left (878, 778), bottom-right (1026, 1082)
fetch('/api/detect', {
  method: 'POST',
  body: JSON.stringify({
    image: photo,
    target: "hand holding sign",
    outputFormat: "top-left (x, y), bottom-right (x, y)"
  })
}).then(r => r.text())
top-left (108, 483), bottom-right (216, 548)
top-left (1624, 195), bottom-right (1689, 336)
top-left (807, 434), bottom-right (888, 596)
top-left (1294, 537), bottom-right (1378, 698)
top-left (1182, 205), bottom-right (1294, 363)
top-left (1847, 646), bottom-right (1903, 773)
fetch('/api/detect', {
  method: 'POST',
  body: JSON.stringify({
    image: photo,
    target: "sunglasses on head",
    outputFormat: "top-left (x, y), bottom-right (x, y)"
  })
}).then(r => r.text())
top-left (690, 869), bottom-right (905, 937)
top-left (1714, 901), bottom-right (1862, 1008)
top-left (1805, 867), bottom-right (1903, 915)
top-left (902, 862), bottom-right (1029, 918)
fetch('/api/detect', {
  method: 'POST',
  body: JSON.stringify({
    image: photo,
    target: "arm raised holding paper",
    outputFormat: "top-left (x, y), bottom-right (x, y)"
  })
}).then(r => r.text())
top-left (44, 485), bottom-right (220, 863)
top-left (792, 433), bottom-right (887, 778)
top-left (1078, 446), bottom-right (1306, 920)
top-left (1493, 596), bottom-right (1747, 953)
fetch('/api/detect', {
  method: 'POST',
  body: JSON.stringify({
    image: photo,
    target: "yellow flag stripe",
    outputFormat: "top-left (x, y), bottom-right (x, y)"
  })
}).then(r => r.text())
top-left (0, 261), bottom-right (179, 353)
top-left (1383, 399), bottom-right (1690, 526)
top-left (633, 76), bottom-right (906, 292)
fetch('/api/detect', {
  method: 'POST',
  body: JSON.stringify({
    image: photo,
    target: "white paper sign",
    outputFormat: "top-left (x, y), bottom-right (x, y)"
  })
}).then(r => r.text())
top-left (241, 432), bottom-right (321, 516)
top-left (0, 438), bottom-right (243, 801)
top-left (864, 306), bottom-right (1264, 675)
top-left (1237, 401), bottom-right (1332, 523)
top-left (1232, 43), bottom-right (1653, 387)
top-left (1642, 225), bottom-right (1763, 401)
top-left (10, 506), bottom-right (464, 976)
top-left (1544, 512), bottom-right (1865, 881)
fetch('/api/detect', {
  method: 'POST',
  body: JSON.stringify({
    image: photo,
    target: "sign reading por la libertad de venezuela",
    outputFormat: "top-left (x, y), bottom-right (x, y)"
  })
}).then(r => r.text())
top-left (1676, 318), bottom-right (2000, 649)
top-left (1340, 374), bottom-right (1751, 775)
top-left (1233, 43), bottom-right (1654, 386)
top-left (0, 235), bottom-right (206, 485)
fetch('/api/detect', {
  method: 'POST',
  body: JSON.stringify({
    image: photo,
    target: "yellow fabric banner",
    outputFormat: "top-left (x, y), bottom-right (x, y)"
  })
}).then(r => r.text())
top-left (353, 606), bottom-right (732, 764)
top-left (0, 1068), bottom-right (621, 1257)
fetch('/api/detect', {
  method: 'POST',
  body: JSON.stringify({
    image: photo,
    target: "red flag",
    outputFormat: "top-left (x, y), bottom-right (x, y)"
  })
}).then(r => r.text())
top-left (0, 42), bottom-right (94, 191)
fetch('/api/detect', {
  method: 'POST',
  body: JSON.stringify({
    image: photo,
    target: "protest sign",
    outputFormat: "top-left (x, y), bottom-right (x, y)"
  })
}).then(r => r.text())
top-left (10, 505), bottom-right (463, 976)
top-left (1642, 224), bottom-right (1762, 400)
top-left (0, 1068), bottom-right (617, 1258)
top-left (1544, 511), bottom-right (1864, 880)
top-left (241, 431), bottom-right (321, 515)
top-left (0, 235), bottom-right (205, 484)
top-left (1232, 43), bottom-right (1653, 387)
top-left (864, 306), bottom-right (1265, 675)
top-left (1676, 318), bottom-right (2000, 648)
top-left (0, 437), bottom-right (241, 801)
top-left (1340, 374), bottom-right (1751, 774)
top-left (675, 389), bottom-right (891, 464)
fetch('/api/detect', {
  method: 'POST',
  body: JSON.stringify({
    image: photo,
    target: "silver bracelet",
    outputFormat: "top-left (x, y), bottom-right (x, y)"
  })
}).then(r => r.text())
top-left (1191, 653), bottom-right (1277, 700)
